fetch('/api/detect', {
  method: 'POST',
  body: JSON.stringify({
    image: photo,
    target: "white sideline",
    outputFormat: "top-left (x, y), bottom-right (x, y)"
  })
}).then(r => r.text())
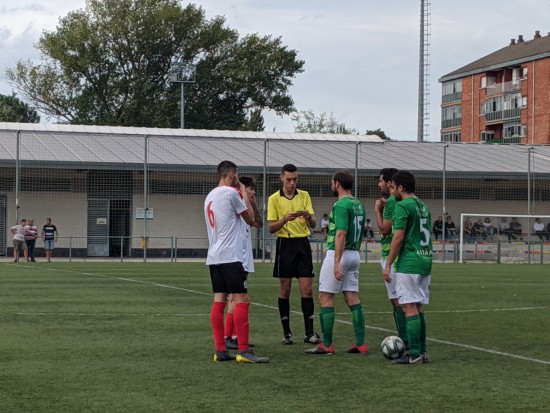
top-left (11, 264), bottom-right (550, 366)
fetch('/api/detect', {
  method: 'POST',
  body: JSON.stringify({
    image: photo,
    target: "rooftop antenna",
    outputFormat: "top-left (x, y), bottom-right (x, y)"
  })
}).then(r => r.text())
top-left (417, 0), bottom-right (431, 141)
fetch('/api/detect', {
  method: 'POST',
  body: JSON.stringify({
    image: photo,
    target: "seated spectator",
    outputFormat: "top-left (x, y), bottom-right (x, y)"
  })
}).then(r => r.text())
top-left (499, 217), bottom-right (517, 242)
top-left (433, 216), bottom-right (443, 240)
top-left (483, 217), bottom-right (496, 237)
top-left (364, 218), bottom-right (374, 241)
top-left (445, 216), bottom-right (457, 239)
top-left (320, 213), bottom-right (329, 238)
top-left (463, 217), bottom-right (475, 242)
top-left (473, 218), bottom-right (487, 239)
top-left (509, 217), bottom-right (523, 240)
top-left (533, 218), bottom-right (548, 241)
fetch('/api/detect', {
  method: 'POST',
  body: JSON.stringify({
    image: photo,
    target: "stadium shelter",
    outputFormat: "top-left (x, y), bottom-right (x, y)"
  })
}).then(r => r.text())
top-left (1, 122), bottom-right (549, 260)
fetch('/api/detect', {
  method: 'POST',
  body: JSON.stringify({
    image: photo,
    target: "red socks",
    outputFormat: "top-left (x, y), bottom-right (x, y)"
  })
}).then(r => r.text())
top-left (225, 312), bottom-right (235, 338)
top-left (210, 301), bottom-right (226, 351)
top-left (234, 303), bottom-right (250, 352)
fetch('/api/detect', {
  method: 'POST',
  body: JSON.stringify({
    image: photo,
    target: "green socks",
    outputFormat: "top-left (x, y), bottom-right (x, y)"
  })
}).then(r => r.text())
top-left (406, 315), bottom-right (422, 357)
top-left (394, 306), bottom-right (408, 346)
top-left (349, 304), bottom-right (365, 346)
top-left (319, 307), bottom-right (335, 346)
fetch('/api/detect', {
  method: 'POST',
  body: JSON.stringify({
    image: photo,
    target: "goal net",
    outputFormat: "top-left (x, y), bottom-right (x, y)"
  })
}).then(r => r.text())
top-left (458, 213), bottom-right (550, 263)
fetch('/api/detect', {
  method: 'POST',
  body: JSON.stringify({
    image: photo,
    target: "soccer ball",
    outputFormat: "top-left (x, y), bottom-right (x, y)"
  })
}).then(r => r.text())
top-left (380, 336), bottom-right (405, 360)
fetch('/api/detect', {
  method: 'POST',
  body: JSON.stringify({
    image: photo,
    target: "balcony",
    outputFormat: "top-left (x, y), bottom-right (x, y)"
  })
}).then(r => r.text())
top-left (503, 108), bottom-right (521, 119)
top-left (484, 108), bottom-right (521, 124)
top-left (486, 80), bottom-right (521, 97)
top-left (442, 92), bottom-right (462, 104)
top-left (441, 118), bottom-right (462, 129)
top-left (485, 111), bottom-right (503, 122)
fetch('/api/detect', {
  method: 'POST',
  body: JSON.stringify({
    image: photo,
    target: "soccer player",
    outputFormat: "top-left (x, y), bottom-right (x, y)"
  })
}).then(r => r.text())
top-left (383, 170), bottom-right (432, 364)
top-left (305, 170), bottom-right (368, 355)
top-left (224, 176), bottom-right (262, 350)
top-left (204, 161), bottom-right (269, 364)
top-left (374, 168), bottom-right (408, 347)
top-left (267, 164), bottom-right (321, 345)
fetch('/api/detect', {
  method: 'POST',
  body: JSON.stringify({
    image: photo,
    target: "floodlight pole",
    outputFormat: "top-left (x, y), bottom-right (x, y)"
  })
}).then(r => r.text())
top-left (169, 61), bottom-right (196, 129)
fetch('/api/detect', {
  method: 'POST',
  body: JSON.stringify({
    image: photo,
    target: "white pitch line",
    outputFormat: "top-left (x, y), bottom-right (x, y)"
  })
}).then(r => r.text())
top-left (10, 265), bottom-right (550, 366)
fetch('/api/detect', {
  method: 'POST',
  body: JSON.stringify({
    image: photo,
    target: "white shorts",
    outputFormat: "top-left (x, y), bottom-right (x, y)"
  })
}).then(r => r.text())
top-left (380, 259), bottom-right (398, 300)
top-left (319, 250), bottom-right (360, 294)
top-left (395, 273), bottom-right (431, 305)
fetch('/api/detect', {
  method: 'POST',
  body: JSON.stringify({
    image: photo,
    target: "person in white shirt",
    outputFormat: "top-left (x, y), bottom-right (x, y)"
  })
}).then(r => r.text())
top-left (320, 214), bottom-right (329, 238)
top-left (11, 218), bottom-right (29, 263)
top-left (224, 176), bottom-right (263, 351)
top-left (204, 161), bottom-right (269, 364)
top-left (533, 218), bottom-right (547, 241)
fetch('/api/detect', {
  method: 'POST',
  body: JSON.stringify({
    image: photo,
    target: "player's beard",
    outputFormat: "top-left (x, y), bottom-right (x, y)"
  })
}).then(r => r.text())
top-left (332, 189), bottom-right (338, 197)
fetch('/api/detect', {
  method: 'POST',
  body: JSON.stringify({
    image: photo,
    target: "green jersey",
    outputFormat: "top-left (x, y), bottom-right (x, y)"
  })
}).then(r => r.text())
top-left (392, 196), bottom-right (432, 275)
top-left (327, 196), bottom-right (366, 251)
top-left (381, 196), bottom-right (396, 259)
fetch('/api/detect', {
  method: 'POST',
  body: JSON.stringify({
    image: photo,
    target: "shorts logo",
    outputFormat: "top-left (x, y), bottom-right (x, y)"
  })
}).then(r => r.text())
top-left (243, 280), bottom-right (248, 289)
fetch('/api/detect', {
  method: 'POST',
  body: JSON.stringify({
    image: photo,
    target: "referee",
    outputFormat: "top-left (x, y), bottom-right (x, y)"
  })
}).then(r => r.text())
top-left (267, 164), bottom-right (321, 345)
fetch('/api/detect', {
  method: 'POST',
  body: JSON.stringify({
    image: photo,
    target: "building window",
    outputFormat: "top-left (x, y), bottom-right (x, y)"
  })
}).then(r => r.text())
top-left (503, 121), bottom-right (526, 140)
top-left (442, 80), bottom-right (462, 103)
top-left (441, 105), bottom-right (462, 128)
top-left (481, 76), bottom-right (496, 88)
top-left (481, 131), bottom-right (495, 142)
top-left (441, 130), bottom-right (461, 142)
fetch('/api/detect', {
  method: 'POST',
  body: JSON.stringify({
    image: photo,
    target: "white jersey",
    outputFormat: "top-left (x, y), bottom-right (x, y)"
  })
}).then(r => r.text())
top-left (242, 219), bottom-right (255, 273)
top-left (204, 185), bottom-right (248, 265)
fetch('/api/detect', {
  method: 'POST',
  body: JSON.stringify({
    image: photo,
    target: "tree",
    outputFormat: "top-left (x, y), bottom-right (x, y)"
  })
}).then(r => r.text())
top-left (6, 0), bottom-right (304, 129)
top-left (366, 128), bottom-right (390, 140)
top-left (0, 93), bottom-right (40, 123)
top-left (291, 109), bottom-right (358, 134)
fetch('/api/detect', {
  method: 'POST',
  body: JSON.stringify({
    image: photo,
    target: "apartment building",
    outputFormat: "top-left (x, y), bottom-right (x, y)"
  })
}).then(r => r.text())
top-left (439, 31), bottom-right (550, 144)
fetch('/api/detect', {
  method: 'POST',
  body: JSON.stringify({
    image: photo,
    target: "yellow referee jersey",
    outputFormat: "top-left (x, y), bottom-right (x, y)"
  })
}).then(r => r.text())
top-left (267, 189), bottom-right (314, 238)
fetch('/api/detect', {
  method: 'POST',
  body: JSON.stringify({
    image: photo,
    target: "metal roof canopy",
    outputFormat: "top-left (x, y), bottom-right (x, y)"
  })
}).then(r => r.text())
top-left (1, 122), bottom-right (550, 176)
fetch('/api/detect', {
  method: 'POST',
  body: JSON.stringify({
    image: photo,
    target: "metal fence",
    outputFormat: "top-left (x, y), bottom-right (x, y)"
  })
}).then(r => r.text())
top-left (2, 128), bottom-right (550, 263)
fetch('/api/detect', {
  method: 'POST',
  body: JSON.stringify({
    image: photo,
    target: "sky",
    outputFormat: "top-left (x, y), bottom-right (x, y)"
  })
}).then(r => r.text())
top-left (1, 0), bottom-right (550, 140)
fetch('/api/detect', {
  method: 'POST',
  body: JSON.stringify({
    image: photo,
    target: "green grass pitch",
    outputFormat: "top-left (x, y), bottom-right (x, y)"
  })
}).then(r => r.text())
top-left (1, 262), bottom-right (550, 412)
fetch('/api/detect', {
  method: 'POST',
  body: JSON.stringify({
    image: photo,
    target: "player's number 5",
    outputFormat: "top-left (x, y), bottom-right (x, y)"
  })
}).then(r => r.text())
top-left (207, 201), bottom-right (215, 228)
top-left (419, 218), bottom-right (430, 246)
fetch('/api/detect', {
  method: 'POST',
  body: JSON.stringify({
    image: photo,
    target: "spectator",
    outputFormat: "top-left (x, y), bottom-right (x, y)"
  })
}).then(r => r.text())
top-left (473, 218), bottom-right (487, 239)
top-left (432, 216), bottom-right (443, 240)
top-left (533, 218), bottom-right (547, 241)
top-left (463, 217), bottom-right (475, 242)
top-left (509, 217), bottom-right (523, 240)
top-left (11, 218), bottom-right (28, 263)
top-left (42, 218), bottom-right (59, 262)
top-left (364, 218), bottom-right (374, 241)
top-left (499, 217), bottom-right (516, 242)
top-left (320, 213), bottom-right (329, 238)
top-left (445, 216), bottom-right (457, 239)
top-left (25, 218), bottom-right (39, 262)
top-left (483, 217), bottom-right (495, 238)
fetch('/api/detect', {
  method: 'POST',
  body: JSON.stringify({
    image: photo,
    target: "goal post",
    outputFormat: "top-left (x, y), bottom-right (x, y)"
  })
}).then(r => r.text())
top-left (458, 213), bottom-right (550, 263)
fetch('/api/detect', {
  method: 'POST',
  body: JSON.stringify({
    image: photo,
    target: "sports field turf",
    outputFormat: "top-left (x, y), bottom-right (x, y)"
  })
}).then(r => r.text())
top-left (1, 262), bottom-right (549, 412)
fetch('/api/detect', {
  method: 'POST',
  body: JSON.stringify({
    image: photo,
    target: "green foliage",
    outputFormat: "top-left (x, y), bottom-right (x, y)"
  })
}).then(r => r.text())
top-left (366, 128), bottom-right (390, 140)
top-left (291, 109), bottom-right (358, 134)
top-left (1, 262), bottom-right (550, 412)
top-left (5, 0), bottom-right (304, 129)
top-left (0, 93), bottom-right (40, 123)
